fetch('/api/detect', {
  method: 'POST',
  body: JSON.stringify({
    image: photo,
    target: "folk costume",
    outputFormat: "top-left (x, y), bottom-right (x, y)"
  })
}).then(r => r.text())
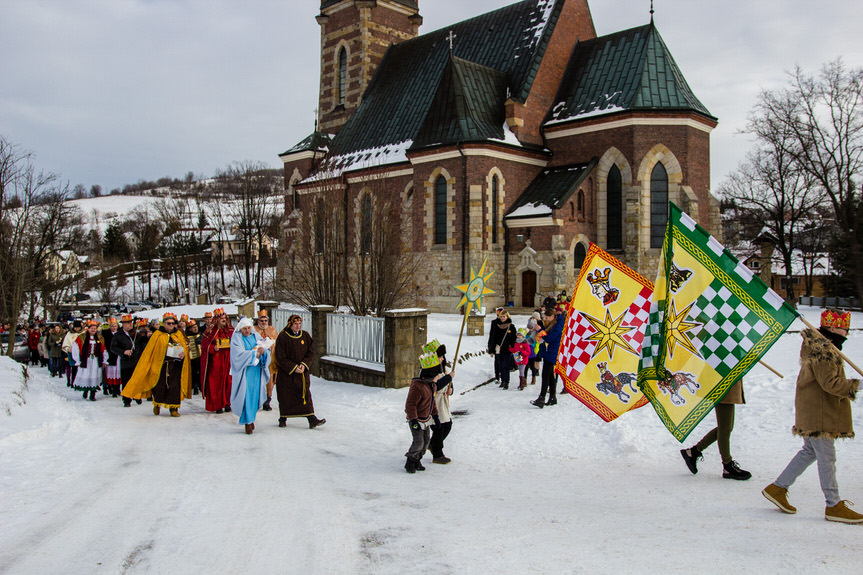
top-left (121, 313), bottom-right (191, 416)
top-left (62, 324), bottom-right (83, 387)
top-left (185, 321), bottom-right (202, 395)
top-left (274, 315), bottom-right (324, 428)
top-left (71, 322), bottom-right (108, 401)
top-left (102, 321), bottom-right (122, 397)
top-left (254, 309), bottom-right (279, 411)
top-left (201, 309), bottom-right (233, 413)
top-left (229, 318), bottom-right (272, 434)
top-left (763, 309), bottom-right (862, 524)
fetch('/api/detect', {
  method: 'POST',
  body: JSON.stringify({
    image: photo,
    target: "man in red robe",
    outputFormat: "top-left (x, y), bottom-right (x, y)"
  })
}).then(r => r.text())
top-left (201, 308), bottom-right (233, 413)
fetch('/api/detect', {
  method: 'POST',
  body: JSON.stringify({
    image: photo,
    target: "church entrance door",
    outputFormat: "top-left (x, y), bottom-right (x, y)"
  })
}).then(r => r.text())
top-left (521, 270), bottom-right (536, 308)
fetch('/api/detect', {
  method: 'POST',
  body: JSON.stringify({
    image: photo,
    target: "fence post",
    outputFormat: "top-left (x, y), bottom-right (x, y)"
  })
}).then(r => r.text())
top-left (383, 308), bottom-right (429, 389)
top-left (309, 305), bottom-right (334, 377)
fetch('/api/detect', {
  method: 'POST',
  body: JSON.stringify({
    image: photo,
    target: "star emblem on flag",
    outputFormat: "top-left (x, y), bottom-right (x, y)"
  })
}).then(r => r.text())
top-left (664, 299), bottom-right (701, 358)
top-left (582, 309), bottom-right (637, 359)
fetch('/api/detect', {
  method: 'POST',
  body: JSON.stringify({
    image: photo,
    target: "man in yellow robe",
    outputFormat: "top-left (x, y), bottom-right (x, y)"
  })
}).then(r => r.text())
top-left (122, 312), bottom-right (191, 417)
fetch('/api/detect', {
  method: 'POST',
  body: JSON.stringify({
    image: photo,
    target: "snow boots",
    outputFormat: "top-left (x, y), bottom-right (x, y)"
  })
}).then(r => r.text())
top-left (404, 457), bottom-right (417, 474)
top-left (680, 446), bottom-right (702, 474)
top-left (432, 456), bottom-right (452, 464)
top-left (262, 396), bottom-right (272, 411)
top-left (153, 404), bottom-right (160, 416)
top-left (545, 397), bottom-right (557, 406)
top-left (762, 484), bottom-right (796, 514)
top-left (825, 501), bottom-right (863, 524)
top-left (722, 460), bottom-right (751, 480)
top-left (245, 423), bottom-right (254, 435)
top-left (518, 376), bottom-right (526, 390)
top-left (278, 417), bottom-right (287, 428)
top-left (169, 408), bottom-right (180, 418)
top-left (530, 398), bottom-right (545, 409)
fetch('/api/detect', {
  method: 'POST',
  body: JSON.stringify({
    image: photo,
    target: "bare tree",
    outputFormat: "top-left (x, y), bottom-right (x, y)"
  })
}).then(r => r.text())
top-left (750, 59), bottom-right (863, 301)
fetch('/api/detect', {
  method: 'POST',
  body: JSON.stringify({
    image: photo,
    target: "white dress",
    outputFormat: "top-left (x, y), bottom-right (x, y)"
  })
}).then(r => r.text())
top-left (71, 338), bottom-right (107, 391)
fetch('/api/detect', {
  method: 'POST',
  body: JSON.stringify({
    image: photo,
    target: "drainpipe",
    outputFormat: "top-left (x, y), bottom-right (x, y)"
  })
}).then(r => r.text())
top-left (504, 218), bottom-right (510, 306)
top-left (457, 142), bottom-right (468, 282)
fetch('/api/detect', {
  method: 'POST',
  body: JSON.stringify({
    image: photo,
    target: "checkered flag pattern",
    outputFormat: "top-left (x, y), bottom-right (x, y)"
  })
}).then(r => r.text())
top-left (556, 311), bottom-right (598, 380)
top-left (622, 286), bottom-right (653, 351)
top-left (689, 280), bottom-right (770, 377)
top-left (640, 300), bottom-right (664, 370)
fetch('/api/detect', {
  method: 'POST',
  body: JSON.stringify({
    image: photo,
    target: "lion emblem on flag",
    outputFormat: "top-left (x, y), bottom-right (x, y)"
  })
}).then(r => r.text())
top-left (669, 262), bottom-right (693, 293)
top-left (586, 267), bottom-right (620, 306)
top-left (595, 362), bottom-right (639, 403)
top-left (657, 370), bottom-right (700, 405)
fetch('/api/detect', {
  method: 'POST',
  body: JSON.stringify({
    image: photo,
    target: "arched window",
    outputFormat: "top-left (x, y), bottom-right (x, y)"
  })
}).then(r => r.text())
top-left (314, 199), bottom-right (325, 254)
top-left (574, 242), bottom-right (587, 269)
top-left (491, 175), bottom-right (499, 244)
top-left (338, 47), bottom-right (347, 106)
top-left (361, 195), bottom-right (372, 253)
top-left (650, 163), bottom-right (668, 248)
top-left (569, 202), bottom-right (575, 221)
top-left (607, 165), bottom-right (622, 250)
top-left (577, 190), bottom-right (585, 218)
top-left (434, 175), bottom-right (447, 245)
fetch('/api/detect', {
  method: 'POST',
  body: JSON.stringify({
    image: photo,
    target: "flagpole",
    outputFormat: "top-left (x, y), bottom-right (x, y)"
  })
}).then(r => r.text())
top-left (758, 360), bottom-right (784, 378)
top-left (798, 315), bottom-right (863, 379)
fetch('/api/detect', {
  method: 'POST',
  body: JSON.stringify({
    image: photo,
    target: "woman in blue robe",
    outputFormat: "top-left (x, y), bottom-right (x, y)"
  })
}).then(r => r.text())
top-left (229, 317), bottom-right (272, 434)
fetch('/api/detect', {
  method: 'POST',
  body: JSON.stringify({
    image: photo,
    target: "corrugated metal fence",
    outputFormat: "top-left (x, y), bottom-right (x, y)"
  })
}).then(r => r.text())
top-left (271, 308), bottom-right (312, 336)
top-left (326, 313), bottom-right (385, 365)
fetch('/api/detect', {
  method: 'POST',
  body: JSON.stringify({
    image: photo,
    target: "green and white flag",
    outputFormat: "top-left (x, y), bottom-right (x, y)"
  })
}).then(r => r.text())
top-left (638, 203), bottom-right (798, 441)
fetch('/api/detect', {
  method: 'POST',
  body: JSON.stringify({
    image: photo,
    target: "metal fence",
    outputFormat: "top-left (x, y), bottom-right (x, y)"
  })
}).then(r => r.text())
top-left (326, 313), bottom-right (385, 365)
top-left (271, 308), bottom-right (312, 336)
top-left (798, 296), bottom-right (860, 310)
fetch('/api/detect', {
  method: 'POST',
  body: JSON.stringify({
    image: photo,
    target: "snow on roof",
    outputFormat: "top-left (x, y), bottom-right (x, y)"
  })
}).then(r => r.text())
top-left (507, 202), bottom-right (552, 219)
top-left (772, 251), bottom-right (831, 277)
top-left (302, 140), bottom-right (413, 183)
top-left (490, 122), bottom-right (523, 147)
top-left (523, 0), bottom-right (555, 50)
top-left (546, 93), bottom-right (625, 126)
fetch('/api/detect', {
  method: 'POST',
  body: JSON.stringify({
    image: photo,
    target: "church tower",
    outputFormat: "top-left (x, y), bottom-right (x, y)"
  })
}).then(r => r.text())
top-left (316, 0), bottom-right (422, 135)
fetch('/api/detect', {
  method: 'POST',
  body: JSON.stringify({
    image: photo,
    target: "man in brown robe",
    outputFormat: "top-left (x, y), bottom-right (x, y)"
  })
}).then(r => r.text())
top-left (274, 314), bottom-right (325, 429)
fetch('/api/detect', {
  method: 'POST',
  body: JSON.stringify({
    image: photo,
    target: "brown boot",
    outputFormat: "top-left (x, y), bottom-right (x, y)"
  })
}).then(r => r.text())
top-left (529, 374), bottom-right (536, 385)
top-left (762, 483), bottom-right (796, 514)
top-left (518, 376), bottom-right (526, 390)
top-left (308, 415), bottom-right (327, 429)
top-left (244, 423), bottom-right (253, 434)
top-left (169, 408), bottom-right (180, 417)
top-left (153, 404), bottom-right (160, 416)
top-left (826, 500), bottom-right (863, 524)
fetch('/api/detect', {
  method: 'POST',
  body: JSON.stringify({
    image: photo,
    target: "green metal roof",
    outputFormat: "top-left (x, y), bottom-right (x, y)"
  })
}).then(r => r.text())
top-left (327, 0), bottom-right (564, 164)
top-left (505, 159), bottom-right (597, 219)
top-left (547, 23), bottom-right (713, 126)
top-left (280, 131), bottom-right (332, 157)
top-left (411, 56), bottom-right (509, 150)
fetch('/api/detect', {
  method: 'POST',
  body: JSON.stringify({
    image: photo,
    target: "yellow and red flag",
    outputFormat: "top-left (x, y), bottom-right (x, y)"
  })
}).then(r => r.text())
top-left (555, 244), bottom-right (653, 421)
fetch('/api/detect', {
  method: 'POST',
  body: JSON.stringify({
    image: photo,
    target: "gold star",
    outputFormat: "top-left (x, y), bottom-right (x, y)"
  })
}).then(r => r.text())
top-left (583, 310), bottom-right (636, 359)
top-left (455, 258), bottom-right (495, 315)
top-left (664, 299), bottom-right (701, 359)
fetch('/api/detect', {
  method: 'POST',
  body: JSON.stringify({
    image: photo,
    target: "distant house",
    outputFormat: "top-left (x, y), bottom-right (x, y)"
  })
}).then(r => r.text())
top-left (210, 228), bottom-right (274, 263)
top-left (43, 250), bottom-right (86, 283)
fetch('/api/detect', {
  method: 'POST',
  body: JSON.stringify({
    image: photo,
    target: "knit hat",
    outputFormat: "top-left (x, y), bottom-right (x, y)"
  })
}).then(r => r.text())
top-left (821, 309), bottom-right (851, 330)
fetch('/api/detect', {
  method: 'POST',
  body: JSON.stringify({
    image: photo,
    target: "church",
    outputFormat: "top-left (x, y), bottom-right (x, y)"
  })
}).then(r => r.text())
top-left (277, 0), bottom-right (721, 312)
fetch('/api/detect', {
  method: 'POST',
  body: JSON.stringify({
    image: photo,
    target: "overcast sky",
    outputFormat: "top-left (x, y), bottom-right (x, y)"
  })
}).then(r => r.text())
top-left (2, 0), bottom-right (862, 193)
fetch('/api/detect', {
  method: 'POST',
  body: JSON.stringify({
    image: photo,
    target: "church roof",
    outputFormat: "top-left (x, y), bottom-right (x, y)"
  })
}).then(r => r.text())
top-left (321, 0), bottom-right (418, 10)
top-left (505, 159), bottom-right (597, 220)
top-left (547, 23), bottom-right (713, 126)
top-left (325, 0), bottom-right (564, 172)
top-left (279, 131), bottom-right (332, 157)
top-left (411, 56), bottom-right (509, 150)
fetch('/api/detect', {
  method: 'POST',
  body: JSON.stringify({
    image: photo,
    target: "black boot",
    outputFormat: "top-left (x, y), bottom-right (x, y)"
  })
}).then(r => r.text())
top-left (278, 417), bottom-right (287, 428)
top-left (405, 457), bottom-right (417, 474)
top-left (415, 459), bottom-right (426, 471)
top-left (262, 396), bottom-right (272, 411)
top-left (224, 405), bottom-right (231, 413)
top-left (722, 460), bottom-right (752, 481)
top-left (308, 415), bottom-right (327, 429)
top-left (122, 397), bottom-right (131, 408)
top-left (82, 390), bottom-right (88, 399)
top-left (89, 389), bottom-right (96, 401)
top-left (680, 446), bottom-right (702, 474)
top-left (545, 397), bottom-right (557, 406)
top-left (530, 398), bottom-right (545, 409)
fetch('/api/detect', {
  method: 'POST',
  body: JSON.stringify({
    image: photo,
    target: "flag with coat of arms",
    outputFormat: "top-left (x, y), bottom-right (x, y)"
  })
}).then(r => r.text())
top-left (555, 244), bottom-right (653, 422)
top-left (637, 202), bottom-right (798, 441)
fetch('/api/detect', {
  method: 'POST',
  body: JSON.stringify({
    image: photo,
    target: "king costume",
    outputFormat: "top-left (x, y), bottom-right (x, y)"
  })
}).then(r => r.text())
top-left (121, 319), bottom-right (191, 417)
top-left (201, 310), bottom-right (234, 413)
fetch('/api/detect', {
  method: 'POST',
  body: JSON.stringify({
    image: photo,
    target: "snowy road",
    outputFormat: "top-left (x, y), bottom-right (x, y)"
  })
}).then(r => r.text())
top-left (2, 313), bottom-right (862, 574)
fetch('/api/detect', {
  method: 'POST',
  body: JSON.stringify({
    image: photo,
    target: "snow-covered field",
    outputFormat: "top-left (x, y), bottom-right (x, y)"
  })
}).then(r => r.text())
top-left (1, 308), bottom-right (861, 574)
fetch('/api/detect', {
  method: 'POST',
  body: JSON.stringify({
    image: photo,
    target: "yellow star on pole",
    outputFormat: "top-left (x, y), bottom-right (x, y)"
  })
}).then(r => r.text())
top-left (583, 309), bottom-right (637, 359)
top-left (455, 258), bottom-right (495, 316)
top-left (664, 299), bottom-right (701, 359)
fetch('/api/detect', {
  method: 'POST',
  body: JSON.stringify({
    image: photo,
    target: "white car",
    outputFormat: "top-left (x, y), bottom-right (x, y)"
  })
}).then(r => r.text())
top-left (124, 301), bottom-right (152, 312)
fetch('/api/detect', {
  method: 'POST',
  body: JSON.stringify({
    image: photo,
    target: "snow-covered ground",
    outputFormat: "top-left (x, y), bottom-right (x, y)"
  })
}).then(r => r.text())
top-left (1, 308), bottom-right (861, 574)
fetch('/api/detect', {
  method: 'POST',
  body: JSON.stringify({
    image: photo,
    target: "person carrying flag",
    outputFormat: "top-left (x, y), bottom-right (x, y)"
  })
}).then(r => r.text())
top-left (762, 309), bottom-right (862, 524)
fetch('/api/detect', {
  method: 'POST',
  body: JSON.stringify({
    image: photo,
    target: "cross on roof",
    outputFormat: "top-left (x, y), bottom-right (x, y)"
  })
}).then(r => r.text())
top-left (446, 30), bottom-right (457, 53)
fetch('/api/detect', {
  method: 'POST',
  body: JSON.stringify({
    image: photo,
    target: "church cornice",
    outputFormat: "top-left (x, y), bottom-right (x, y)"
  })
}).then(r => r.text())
top-left (545, 111), bottom-right (717, 140)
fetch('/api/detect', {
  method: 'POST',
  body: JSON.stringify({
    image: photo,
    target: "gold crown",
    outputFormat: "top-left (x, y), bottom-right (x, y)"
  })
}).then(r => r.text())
top-left (422, 339), bottom-right (441, 354)
top-left (586, 267), bottom-right (611, 286)
top-left (419, 352), bottom-right (441, 369)
top-left (821, 309), bottom-right (851, 330)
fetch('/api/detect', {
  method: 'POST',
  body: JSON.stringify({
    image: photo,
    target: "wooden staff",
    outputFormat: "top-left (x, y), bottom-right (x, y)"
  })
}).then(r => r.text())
top-left (798, 315), bottom-right (863, 378)
top-left (449, 308), bottom-right (469, 377)
top-left (758, 360), bottom-right (784, 378)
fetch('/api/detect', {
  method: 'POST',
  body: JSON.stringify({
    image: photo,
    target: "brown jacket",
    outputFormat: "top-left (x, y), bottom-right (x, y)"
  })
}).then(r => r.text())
top-left (792, 329), bottom-right (859, 439)
top-left (721, 380), bottom-right (745, 404)
top-left (404, 378), bottom-right (438, 423)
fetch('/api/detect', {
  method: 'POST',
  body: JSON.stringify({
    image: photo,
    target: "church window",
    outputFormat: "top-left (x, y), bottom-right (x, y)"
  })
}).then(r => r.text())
top-left (607, 165), bottom-right (622, 250)
top-left (491, 175), bottom-right (499, 244)
top-left (650, 163), bottom-right (668, 248)
top-left (361, 195), bottom-right (372, 254)
top-left (577, 190), bottom-right (585, 218)
top-left (434, 175), bottom-right (447, 245)
top-left (574, 242), bottom-right (587, 269)
top-left (314, 199), bottom-right (325, 254)
top-left (338, 47), bottom-right (347, 106)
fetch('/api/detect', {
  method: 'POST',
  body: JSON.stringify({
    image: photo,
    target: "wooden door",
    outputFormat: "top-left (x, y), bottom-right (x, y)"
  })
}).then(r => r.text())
top-left (522, 270), bottom-right (537, 308)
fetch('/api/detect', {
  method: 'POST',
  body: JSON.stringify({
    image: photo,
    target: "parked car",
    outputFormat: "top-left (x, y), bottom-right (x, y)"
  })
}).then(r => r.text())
top-left (216, 296), bottom-right (235, 304)
top-left (0, 333), bottom-right (29, 364)
top-left (124, 301), bottom-right (152, 312)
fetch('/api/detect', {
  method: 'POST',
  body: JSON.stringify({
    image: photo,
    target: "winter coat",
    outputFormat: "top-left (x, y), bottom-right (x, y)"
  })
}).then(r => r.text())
top-left (510, 341), bottom-right (531, 366)
top-left (487, 317), bottom-right (516, 354)
top-left (720, 380), bottom-right (745, 405)
top-left (405, 377), bottom-right (439, 424)
top-left (792, 329), bottom-right (860, 439)
top-left (110, 328), bottom-right (138, 371)
top-left (47, 330), bottom-right (66, 358)
top-left (537, 314), bottom-right (563, 363)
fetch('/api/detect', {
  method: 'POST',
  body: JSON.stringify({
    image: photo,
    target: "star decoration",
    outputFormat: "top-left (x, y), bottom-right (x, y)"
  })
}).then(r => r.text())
top-left (455, 258), bottom-right (495, 316)
top-left (583, 309), bottom-right (637, 359)
top-left (664, 299), bottom-right (701, 359)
